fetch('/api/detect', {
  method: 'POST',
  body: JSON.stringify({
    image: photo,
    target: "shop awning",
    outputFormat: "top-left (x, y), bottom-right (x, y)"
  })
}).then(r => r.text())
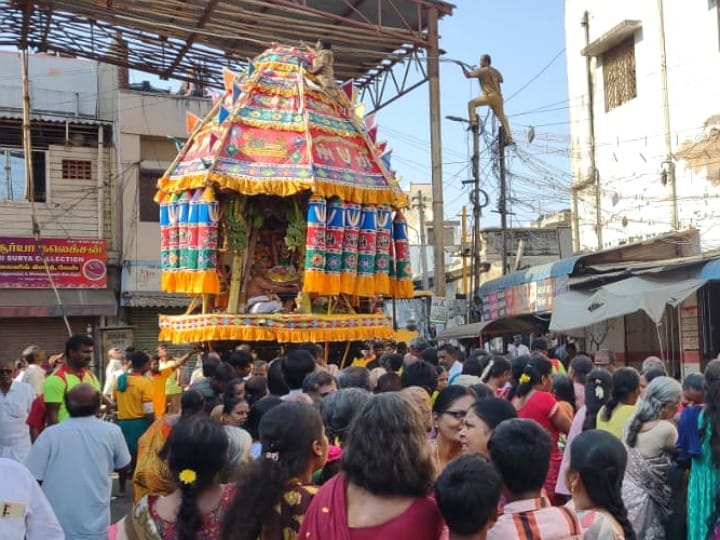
top-left (437, 318), bottom-right (537, 340)
top-left (549, 276), bottom-right (706, 331)
top-left (0, 289), bottom-right (117, 317)
top-left (476, 255), bottom-right (583, 298)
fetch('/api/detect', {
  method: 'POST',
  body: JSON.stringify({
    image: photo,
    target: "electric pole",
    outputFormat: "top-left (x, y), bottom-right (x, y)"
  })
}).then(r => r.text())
top-left (471, 122), bottom-right (481, 304)
top-left (498, 127), bottom-right (509, 276)
top-left (412, 190), bottom-right (430, 290)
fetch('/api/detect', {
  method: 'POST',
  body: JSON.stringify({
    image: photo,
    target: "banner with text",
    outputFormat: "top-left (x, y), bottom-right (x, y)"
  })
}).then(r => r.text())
top-left (0, 237), bottom-right (107, 288)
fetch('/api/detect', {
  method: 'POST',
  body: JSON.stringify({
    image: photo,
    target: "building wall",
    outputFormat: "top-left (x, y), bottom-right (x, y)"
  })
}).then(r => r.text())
top-left (119, 91), bottom-right (213, 264)
top-left (0, 144), bottom-right (112, 240)
top-left (565, 0), bottom-right (720, 251)
top-left (0, 52), bottom-right (98, 118)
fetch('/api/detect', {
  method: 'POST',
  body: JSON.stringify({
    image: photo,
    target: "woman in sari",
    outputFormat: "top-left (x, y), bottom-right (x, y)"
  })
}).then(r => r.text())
top-left (299, 392), bottom-right (443, 540)
top-left (133, 390), bottom-right (206, 503)
top-left (112, 416), bottom-right (233, 540)
top-left (221, 402), bottom-right (328, 540)
top-left (512, 354), bottom-right (572, 505)
top-left (621, 376), bottom-right (681, 539)
top-left (687, 359), bottom-right (720, 540)
top-left (459, 397), bottom-right (517, 457)
top-left (566, 430), bottom-right (636, 540)
top-left (431, 385), bottom-right (476, 477)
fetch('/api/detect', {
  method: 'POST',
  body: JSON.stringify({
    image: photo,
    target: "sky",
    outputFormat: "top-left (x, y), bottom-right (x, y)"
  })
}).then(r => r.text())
top-left (369, 0), bottom-right (573, 227)
top-left (126, 1), bottom-right (573, 228)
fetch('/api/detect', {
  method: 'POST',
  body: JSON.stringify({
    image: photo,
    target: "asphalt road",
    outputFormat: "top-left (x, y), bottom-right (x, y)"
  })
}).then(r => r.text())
top-left (110, 474), bottom-right (133, 525)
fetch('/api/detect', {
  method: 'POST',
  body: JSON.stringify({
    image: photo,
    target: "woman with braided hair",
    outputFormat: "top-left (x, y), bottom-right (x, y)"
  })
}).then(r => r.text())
top-left (512, 353), bottom-right (572, 505)
top-left (221, 402), bottom-right (328, 540)
top-left (621, 376), bottom-right (681, 539)
top-left (556, 369), bottom-right (613, 498)
top-left (687, 359), bottom-right (720, 540)
top-left (566, 429), bottom-right (636, 540)
top-left (597, 368), bottom-right (641, 440)
top-left (112, 416), bottom-right (234, 540)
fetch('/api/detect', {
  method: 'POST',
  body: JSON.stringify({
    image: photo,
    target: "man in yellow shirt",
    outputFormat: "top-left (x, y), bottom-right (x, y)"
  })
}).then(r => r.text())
top-left (113, 350), bottom-right (155, 497)
top-left (147, 349), bottom-right (192, 417)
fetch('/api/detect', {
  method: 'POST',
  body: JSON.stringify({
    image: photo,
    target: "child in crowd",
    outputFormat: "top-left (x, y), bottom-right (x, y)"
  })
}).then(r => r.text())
top-left (436, 454), bottom-right (501, 540)
top-left (487, 419), bottom-right (583, 540)
top-left (552, 373), bottom-right (577, 421)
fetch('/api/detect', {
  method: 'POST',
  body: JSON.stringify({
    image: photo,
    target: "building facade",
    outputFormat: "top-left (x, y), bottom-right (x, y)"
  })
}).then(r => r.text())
top-left (0, 52), bottom-right (118, 361)
top-left (116, 79), bottom-right (213, 352)
top-left (565, 0), bottom-right (720, 252)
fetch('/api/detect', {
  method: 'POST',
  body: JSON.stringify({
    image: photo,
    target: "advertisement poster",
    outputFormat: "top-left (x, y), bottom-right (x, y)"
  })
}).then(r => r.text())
top-left (0, 237), bottom-right (107, 288)
top-left (430, 296), bottom-right (448, 324)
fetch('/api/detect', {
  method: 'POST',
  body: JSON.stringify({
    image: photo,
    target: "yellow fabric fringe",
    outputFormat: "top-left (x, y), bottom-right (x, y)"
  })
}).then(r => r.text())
top-left (392, 279), bottom-right (414, 299)
top-left (158, 313), bottom-right (394, 344)
top-left (374, 275), bottom-right (391, 296)
top-left (353, 276), bottom-right (376, 298)
top-left (302, 270), bottom-right (332, 296)
top-left (156, 173), bottom-right (406, 208)
top-left (161, 270), bottom-right (220, 295)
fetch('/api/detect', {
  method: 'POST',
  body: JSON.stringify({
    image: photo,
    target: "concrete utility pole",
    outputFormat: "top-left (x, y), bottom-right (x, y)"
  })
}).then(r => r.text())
top-left (470, 122), bottom-right (482, 294)
top-left (498, 127), bottom-right (509, 276)
top-left (657, 0), bottom-right (678, 231)
top-left (581, 11), bottom-right (601, 251)
top-left (412, 190), bottom-right (431, 290)
top-left (427, 7), bottom-right (446, 296)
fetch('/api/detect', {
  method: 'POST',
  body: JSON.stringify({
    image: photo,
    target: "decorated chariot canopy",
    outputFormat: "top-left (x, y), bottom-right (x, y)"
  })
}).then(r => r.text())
top-left (156, 44), bottom-right (414, 319)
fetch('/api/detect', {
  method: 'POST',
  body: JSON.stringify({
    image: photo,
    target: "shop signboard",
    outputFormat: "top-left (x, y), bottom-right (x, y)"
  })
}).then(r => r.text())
top-left (0, 237), bottom-right (107, 288)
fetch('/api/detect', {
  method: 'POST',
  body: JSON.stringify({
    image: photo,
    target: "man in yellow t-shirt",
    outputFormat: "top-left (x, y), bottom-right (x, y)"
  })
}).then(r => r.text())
top-left (147, 349), bottom-right (192, 417)
top-left (113, 350), bottom-right (155, 498)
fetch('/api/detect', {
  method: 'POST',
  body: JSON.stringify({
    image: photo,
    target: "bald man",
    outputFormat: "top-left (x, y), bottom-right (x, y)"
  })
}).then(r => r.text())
top-left (25, 384), bottom-right (130, 539)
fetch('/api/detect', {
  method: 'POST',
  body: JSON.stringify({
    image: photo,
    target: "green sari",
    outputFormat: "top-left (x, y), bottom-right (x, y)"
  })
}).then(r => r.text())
top-left (687, 411), bottom-right (719, 540)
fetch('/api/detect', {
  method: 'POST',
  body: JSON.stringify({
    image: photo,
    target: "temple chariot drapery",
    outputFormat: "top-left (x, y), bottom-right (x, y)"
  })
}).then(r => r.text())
top-left (155, 45), bottom-right (413, 345)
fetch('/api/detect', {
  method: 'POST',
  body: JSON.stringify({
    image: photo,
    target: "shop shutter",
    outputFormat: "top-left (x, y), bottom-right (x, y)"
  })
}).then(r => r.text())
top-left (126, 307), bottom-right (185, 356)
top-left (0, 317), bottom-right (95, 362)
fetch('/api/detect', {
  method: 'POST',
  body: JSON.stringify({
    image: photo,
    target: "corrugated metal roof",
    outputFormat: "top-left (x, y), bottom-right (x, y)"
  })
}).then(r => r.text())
top-left (0, 109), bottom-right (111, 125)
top-left (476, 255), bottom-right (584, 297)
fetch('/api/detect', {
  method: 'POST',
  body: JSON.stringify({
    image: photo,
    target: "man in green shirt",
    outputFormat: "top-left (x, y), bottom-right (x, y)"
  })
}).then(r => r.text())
top-left (44, 335), bottom-right (98, 425)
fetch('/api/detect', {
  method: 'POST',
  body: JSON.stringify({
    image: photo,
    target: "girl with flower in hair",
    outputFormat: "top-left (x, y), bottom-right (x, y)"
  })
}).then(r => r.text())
top-left (556, 369), bottom-right (613, 498)
top-left (511, 354), bottom-right (572, 505)
top-left (112, 416), bottom-right (234, 540)
top-left (221, 402), bottom-right (328, 540)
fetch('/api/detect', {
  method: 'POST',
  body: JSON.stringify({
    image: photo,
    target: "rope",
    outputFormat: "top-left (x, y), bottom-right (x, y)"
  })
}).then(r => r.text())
top-left (20, 49), bottom-right (72, 337)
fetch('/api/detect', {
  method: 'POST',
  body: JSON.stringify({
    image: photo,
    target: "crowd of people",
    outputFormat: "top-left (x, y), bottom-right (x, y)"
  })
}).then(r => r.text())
top-left (1, 333), bottom-right (719, 540)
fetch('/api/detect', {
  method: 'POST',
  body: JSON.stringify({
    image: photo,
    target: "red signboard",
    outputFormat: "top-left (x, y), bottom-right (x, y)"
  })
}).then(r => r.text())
top-left (0, 237), bottom-right (107, 288)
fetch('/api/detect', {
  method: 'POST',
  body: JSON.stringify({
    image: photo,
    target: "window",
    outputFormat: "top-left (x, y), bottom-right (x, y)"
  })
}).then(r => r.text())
top-left (0, 148), bottom-right (46, 202)
top-left (602, 37), bottom-right (637, 112)
top-left (62, 159), bottom-right (92, 180)
top-left (139, 170), bottom-right (162, 222)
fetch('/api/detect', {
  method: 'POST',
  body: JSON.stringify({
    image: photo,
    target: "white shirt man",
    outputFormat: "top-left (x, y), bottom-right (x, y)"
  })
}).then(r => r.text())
top-left (103, 347), bottom-right (125, 398)
top-left (0, 376), bottom-right (34, 463)
top-left (25, 384), bottom-right (131, 540)
top-left (507, 338), bottom-right (530, 359)
top-left (0, 457), bottom-right (64, 539)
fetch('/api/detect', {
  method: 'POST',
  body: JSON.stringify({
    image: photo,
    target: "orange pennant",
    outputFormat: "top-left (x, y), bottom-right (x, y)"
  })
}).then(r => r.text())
top-left (186, 111), bottom-right (200, 134)
top-left (223, 68), bottom-right (235, 93)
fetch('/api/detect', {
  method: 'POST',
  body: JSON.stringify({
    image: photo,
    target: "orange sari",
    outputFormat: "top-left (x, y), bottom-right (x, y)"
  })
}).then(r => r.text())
top-left (133, 414), bottom-right (179, 503)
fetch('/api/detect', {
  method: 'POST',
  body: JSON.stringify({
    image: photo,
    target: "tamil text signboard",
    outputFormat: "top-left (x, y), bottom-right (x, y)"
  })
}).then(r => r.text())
top-left (0, 237), bottom-right (107, 288)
